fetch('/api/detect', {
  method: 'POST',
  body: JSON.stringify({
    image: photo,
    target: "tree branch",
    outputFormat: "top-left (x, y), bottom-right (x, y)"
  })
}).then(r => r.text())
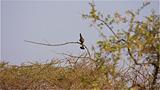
top-left (127, 48), bottom-right (141, 65)
top-left (98, 19), bottom-right (119, 39)
top-left (151, 51), bottom-right (160, 89)
top-left (24, 40), bottom-right (91, 58)
top-left (24, 40), bottom-right (79, 46)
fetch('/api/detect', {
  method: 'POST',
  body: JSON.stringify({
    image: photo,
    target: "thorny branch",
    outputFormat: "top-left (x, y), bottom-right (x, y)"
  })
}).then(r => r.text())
top-left (24, 40), bottom-right (91, 58)
top-left (57, 52), bottom-right (96, 62)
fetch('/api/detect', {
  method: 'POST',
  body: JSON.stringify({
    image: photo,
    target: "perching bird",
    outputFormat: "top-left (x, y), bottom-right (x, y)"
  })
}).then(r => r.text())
top-left (79, 33), bottom-right (85, 49)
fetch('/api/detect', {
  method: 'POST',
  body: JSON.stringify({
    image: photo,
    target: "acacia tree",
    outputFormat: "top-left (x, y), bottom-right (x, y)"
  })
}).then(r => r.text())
top-left (82, 1), bottom-right (159, 89)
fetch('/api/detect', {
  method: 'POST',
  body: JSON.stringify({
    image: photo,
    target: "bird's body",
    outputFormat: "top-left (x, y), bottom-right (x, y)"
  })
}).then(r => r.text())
top-left (79, 33), bottom-right (84, 44)
top-left (79, 33), bottom-right (85, 49)
top-left (80, 46), bottom-right (85, 49)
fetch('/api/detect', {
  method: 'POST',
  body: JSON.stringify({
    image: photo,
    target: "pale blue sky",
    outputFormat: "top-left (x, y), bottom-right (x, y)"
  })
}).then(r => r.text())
top-left (1, 0), bottom-right (159, 64)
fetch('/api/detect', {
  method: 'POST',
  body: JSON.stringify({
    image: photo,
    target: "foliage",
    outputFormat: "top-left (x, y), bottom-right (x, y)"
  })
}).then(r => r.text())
top-left (82, 1), bottom-right (160, 89)
top-left (0, 58), bottom-right (125, 90)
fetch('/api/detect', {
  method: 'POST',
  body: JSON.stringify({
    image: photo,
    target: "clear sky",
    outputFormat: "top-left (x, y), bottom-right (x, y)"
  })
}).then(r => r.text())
top-left (1, 0), bottom-right (159, 65)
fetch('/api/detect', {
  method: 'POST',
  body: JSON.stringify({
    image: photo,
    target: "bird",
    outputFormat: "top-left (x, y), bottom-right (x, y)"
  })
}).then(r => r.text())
top-left (79, 33), bottom-right (85, 49)
top-left (79, 33), bottom-right (84, 44)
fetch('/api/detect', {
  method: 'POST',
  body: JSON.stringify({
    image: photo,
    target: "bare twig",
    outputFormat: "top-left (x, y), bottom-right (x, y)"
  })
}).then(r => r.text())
top-left (98, 19), bottom-right (119, 39)
top-left (151, 51), bottom-right (160, 89)
top-left (24, 40), bottom-right (91, 58)
top-left (130, 66), bottom-right (148, 81)
top-left (127, 48), bottom-right (151, 65)
top-left (24, 40), bottom-right (79, 46)
top-left (56, 53), bottom-right (95, 62)
top-left (127, 48), bottom-right (140, 65)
